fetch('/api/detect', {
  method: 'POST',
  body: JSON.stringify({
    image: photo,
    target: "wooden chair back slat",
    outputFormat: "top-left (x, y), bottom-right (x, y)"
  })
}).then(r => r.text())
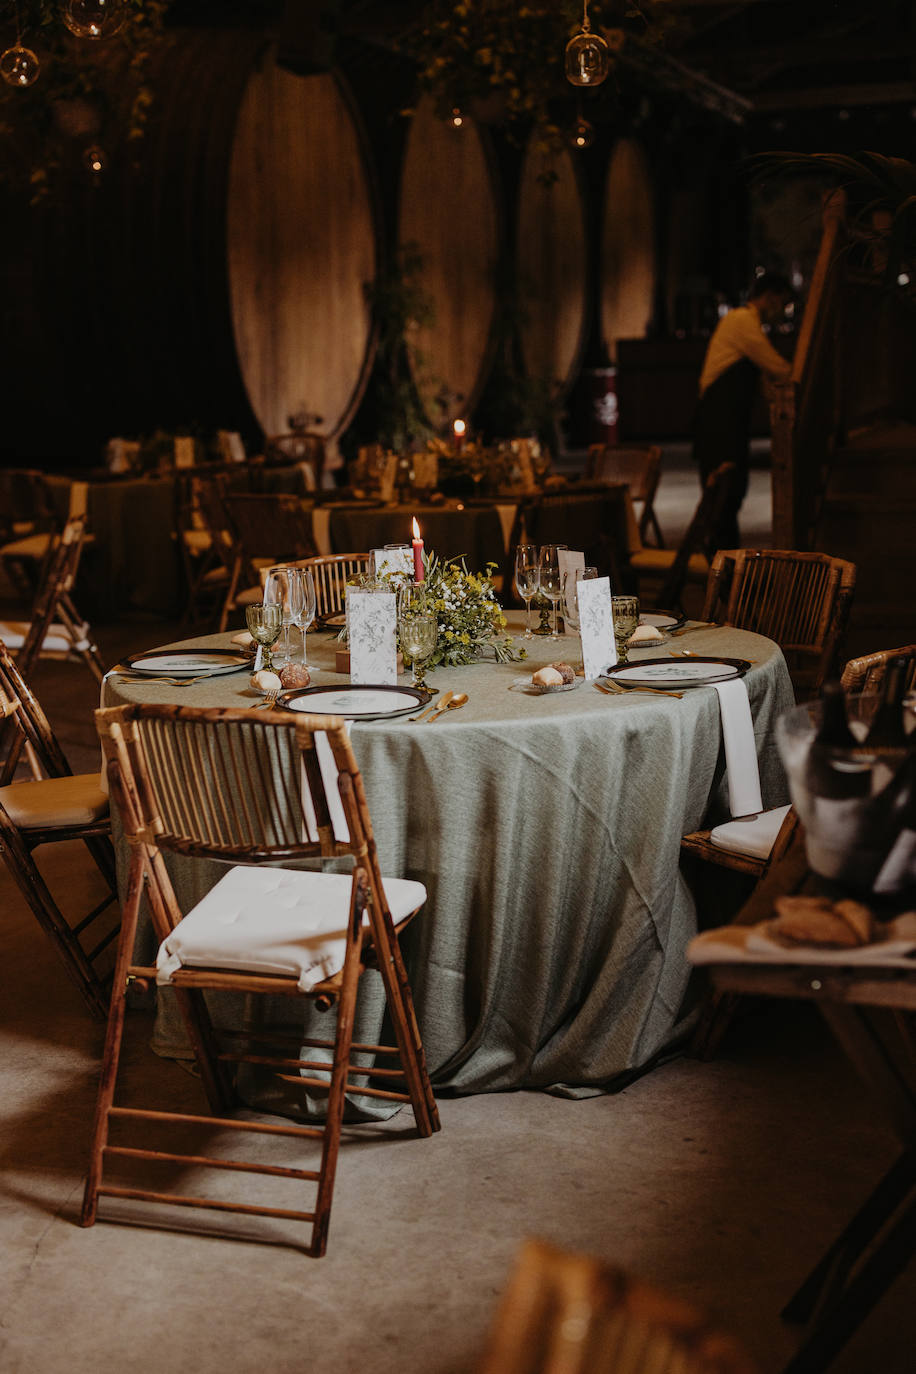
top-left (703, 548), bottom-right (857, 697)
top-left (586, 444), bottom-right (664, 545)
top-left (841, 643), bottom-right (916, 696)
top-left (292, 553), bottom-right (370, 619)
top-left (0, 640), bottom-right (73, 784)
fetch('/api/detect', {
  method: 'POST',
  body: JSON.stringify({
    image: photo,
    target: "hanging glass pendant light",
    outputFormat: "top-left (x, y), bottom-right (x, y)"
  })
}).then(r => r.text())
top-left (63, 0), bottom-right (125, 41)
top-left (0, 43), bottom-right (39, 87)
top-left (565, 0), bottom-right (610, 88)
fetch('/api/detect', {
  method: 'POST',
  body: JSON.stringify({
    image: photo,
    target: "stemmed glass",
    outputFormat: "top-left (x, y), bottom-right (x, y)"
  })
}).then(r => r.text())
top-left (290, 568), bottom-right (316, 664)
top-left (514, 544), bottom-right (539, 639)
top-left (245, 603), bottom-right (283, 672)
top-left (263, 566), bottom-right (300, 666)
top-left (611, 595), bottom-right (640, 665)
top-left (397, 584), bottom-right (438, 693)
top-left (538, 544), bottom-right (563, 641)
top-left (562, 565), bottom-right (597, 671)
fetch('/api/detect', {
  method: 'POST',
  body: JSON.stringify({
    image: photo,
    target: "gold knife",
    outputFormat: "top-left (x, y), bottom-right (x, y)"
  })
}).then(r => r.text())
top-left (410, 691), bottom-right (451, 723)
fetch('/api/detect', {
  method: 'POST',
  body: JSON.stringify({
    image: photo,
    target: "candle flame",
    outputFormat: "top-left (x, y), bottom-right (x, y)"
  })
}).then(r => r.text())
top-left (412, 517), bottom-right (421, 540)
top-left (453, 419), bottom-right (466, 437)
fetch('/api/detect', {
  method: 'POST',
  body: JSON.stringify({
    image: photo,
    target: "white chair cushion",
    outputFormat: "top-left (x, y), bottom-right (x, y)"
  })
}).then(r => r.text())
top-left (709, 804), bottom-right (792, 861)
top-left (0, 532), bottom-right (54, 559)
top-left (0, 773), bottom-right (110, 829)
top-left (629, 548), bottom-right (710, 579)
top-left (156, 866), bottom-right (427, 992)
top-left (0, 620), bottom-right (91, 654)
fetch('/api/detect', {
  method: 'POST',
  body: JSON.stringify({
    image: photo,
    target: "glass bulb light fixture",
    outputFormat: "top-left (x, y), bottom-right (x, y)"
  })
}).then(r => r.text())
top-left (63, 0), bottom-right (125, 40)
top-left (1, 43), bottom-right (39, 87)
top-left (565, 0), bottom-right (610, 88)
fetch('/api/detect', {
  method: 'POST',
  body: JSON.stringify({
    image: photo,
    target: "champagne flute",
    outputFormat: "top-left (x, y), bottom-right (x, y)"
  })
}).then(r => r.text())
top-left (263, 565), bottom-right (299, 665)
top-left (397, 585), bottom-right (438, 693)
top-left (514, 544), bottom-right (539, 639)
top-left (611, 595), bottom-right (640, 665)
top-left (245, 603), bottom-right (283, 672)
top-left (538, 544), bottom-right (563, 641)
top-left (291, 568), bottom-right (317, 665)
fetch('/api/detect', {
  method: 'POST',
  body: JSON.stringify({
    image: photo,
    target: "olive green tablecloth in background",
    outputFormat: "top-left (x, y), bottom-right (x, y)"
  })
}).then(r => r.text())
top-left (102, 617), bottom-right (793, 1099)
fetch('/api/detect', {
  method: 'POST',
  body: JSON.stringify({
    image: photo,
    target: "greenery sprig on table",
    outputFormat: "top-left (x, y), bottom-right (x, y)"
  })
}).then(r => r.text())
top-left (421, 553), bottom-right (524, 666)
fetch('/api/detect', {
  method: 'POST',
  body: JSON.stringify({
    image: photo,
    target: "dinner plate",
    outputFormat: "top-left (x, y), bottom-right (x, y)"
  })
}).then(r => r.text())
top-left (639, 612), bottom-right (686, 631)
top-left (602, 656), bottom-right (751, 689)
top-left (121, 648), bottom-right (251, 678)
top-left (276, 684), bottom-right (427, 720)
top-left (315, 611), bottom-right (347, 631)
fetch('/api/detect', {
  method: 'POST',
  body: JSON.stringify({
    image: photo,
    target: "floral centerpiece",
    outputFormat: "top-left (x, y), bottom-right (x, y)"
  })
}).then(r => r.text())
top-left (421, 553), bottom-right (523, 666)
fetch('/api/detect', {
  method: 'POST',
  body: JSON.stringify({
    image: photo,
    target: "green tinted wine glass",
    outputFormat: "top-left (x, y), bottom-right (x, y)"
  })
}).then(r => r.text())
top-left (246, 602), bottom-right (283, 671)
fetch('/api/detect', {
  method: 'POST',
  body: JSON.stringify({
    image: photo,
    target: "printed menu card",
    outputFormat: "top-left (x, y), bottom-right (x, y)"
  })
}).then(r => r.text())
top-left (347, 591), bottom-right (397, 685)
top-left (577, 577), bottom-right (617, 681)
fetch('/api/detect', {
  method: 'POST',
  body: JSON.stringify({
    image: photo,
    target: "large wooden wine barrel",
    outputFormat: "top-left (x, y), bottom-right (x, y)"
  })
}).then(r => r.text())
top-left (398, 97), bottom-right (499, 421)
top-left (516, 143), bottom-right (587, 393)
top-left (228, 61), bottom-right (377, 440)
top-left (601, 138), bottom-right (656, 361)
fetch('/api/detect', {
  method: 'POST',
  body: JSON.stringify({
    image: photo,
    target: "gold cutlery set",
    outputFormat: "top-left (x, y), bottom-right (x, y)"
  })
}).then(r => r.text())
top-left (410, 691), bottom-right (468, 723)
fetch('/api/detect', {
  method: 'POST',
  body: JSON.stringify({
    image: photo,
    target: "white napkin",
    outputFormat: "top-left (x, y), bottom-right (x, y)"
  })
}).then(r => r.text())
top-left (710, 804), bottom-right (791, 860)
top-left (300, 725), bottom-right (352, 844)
top-left (711, 678), bottom-right (763, 818)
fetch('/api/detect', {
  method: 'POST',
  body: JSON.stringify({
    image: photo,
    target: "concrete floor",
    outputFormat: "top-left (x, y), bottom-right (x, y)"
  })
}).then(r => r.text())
top-left (3, 450), bottom-right (912, 1373)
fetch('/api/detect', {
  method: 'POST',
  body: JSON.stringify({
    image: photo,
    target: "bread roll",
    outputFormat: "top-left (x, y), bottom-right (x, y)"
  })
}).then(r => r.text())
top-left (532, 666), bottom-right (564, 688)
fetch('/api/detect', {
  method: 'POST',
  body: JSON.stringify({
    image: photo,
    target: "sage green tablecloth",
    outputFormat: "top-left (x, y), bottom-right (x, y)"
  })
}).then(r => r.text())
top-left (102, 618), bottom-right (793, 1097)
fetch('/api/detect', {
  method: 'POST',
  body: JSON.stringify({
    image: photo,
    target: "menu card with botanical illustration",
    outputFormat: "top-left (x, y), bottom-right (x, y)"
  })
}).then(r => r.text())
top-left (577, 576), bottom-right (617, 680)
top-left (371, 547), bottom-right (414, 581)
top-left (347, 591), bottom-right (397, 684)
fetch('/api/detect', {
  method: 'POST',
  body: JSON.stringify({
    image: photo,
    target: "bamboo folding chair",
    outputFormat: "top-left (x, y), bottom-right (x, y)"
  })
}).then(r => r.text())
top-left (586, 444), bottom-right (665, 547)
top-left (840, 642), bottom-right (916, 696)
top-left (265, 432), bottom-right (326, 491)
top-left (83, 704), bottom-right (440, 1256)
top-left (0, 515), bottom-right (105, 685)
top-left (479, 1238), bottom-right (756, 1374)
top-left (628, 462), bottom-right (736, 615)
top-left (702, 548), bottom-right (857, 699)
top-left (0, 468), bottom-right (62, 597)
top-left (297, 553), bottom-right (370, 620)
top-left (0, 641), bottom-right (117, 1018)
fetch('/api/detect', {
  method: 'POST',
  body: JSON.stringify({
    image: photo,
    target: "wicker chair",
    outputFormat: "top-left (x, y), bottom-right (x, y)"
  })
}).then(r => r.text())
top-left (479, 1238), bottom-right (756, 1374)
top-left (0, 640), bottom-right (117, 1017)
top-left (586, 444), bottom-right (665, 546)
top-left (702, 548), bottom-right (857, 699)
top-left (297, 553), bottom-right (371, 621)
top-left (82, 704), bottom-right (440, 1256)
top-left (840, 643), bottom-right (916, 696)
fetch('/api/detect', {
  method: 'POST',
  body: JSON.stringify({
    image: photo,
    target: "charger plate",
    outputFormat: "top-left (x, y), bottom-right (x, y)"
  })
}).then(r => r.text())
top-left (603, 656), bottom-right (751, 690)
top-left (639, 612), bottom-right (686, 631)
top-left (277, 684), bottom-right (427, 720)
top-left (121, 648), bottom-right (251, 678)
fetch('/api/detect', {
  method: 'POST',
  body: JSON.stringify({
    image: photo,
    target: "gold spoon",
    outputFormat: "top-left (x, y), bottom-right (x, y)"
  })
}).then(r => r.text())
top-left (429, 691), bottom-right (468, 722)
top-left (411, 690), bottom-right (451, 723)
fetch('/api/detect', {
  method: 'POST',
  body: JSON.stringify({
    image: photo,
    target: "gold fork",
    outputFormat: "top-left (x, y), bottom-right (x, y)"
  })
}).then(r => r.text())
top-left (255, 690), bottom-right (280, 710)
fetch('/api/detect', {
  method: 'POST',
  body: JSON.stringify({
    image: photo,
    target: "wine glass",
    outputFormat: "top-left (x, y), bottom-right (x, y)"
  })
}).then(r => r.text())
top-left (397, 585), bottom-right (438, 693)
top-left (514, 545), bottom-right (539, 639)
top-left (562, 566), bottom-right (597, 670)
top-left (245, 602), bottom-right (283, 672)
top-left (538, 544), bottom-right (563, 641)
top-left (611, 595), bottom-right (640, 665)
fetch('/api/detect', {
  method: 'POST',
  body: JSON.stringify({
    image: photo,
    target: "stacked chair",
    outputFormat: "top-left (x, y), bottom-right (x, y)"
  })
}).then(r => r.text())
top-left (82, 704), bottom-right (440, 1256)
top-left (0, 641), bottom-right (117, 1018)
top-left (0, 515), bottom-right (104, 685)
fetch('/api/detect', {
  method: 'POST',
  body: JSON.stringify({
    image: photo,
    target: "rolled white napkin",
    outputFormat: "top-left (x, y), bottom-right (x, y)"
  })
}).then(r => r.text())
top-left (712, 677), bottom-right (763, 819)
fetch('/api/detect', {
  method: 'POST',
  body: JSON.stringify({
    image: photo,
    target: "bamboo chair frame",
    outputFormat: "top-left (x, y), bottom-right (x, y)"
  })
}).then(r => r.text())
top-left (586, 444), bottom-right (665, 546)
top-left (294, 553), bottom-right (370, 619)
top-left (0, 468), bottom-right (61, 597)
top-left (265, 432), bottom-right (326, 490)
top-left (701, 548), bottom-right (857, 699)
top-left (83, 704), bottom-right (440, 1257)
top-left (629, 462), bottom-right (736, 615)
top-left (479, 1238), bottom-right (756, 1374)
top-left (840, 643), bottom-right (916, 696)
top-left (0, 641), bottom-right (117, 1018)
top-left (2, 515), bottom-right (105, 686)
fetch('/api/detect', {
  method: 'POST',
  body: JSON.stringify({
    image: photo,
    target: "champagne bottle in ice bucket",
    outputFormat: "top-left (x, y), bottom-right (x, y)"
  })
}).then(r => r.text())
top-left (865, 654), bottom-right (911, 748)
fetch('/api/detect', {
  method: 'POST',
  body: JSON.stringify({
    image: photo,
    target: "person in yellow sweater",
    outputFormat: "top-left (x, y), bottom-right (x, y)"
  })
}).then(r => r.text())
top-left (693, 271), bottom-right (794, 548)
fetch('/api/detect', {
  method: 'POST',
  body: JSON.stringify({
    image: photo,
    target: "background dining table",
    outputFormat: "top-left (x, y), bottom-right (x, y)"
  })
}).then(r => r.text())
top-left (100, 614), bottom-right (794, 1103)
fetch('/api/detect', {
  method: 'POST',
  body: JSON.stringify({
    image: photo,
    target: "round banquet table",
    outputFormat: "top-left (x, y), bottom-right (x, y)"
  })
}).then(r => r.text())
top-left (101, 616), bottom-right (794, 1099)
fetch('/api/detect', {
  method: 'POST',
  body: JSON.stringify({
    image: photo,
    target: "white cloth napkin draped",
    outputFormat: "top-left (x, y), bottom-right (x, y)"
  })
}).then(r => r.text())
top-left (711, 677), bottom-right (763, 818)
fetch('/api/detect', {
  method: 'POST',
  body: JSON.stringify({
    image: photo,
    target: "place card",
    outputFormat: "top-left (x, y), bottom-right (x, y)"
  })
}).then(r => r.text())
top-left (577, 576), bottom-right (617, 681)
top-left (347, 590), bottom-right (397, 685)
top-left (371, 546), bottom-right (414, 582)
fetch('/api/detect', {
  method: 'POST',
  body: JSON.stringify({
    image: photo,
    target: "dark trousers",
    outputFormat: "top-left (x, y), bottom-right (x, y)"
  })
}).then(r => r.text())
top-left (692, 358), bottom-right (758, 549)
